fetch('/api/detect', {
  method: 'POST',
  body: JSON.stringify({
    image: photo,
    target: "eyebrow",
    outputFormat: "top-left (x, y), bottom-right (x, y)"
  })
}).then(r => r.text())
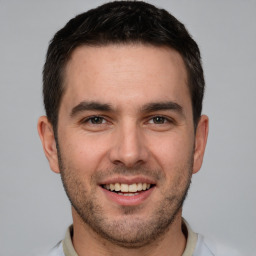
top-left (70, 100), bottom-right (184, 118)
top-left (141, 101), bottom-right (183, 115)
top-left (70, 101), bottom-right (113, 117)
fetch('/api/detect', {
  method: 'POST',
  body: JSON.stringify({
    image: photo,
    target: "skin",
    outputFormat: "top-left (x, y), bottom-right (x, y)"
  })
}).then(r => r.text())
top-left (38, 44), bottom-right (208, 256)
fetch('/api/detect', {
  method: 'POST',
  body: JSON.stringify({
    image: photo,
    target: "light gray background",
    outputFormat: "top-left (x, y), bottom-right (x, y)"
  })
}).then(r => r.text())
top-left (0, 1), bottom-right (255, 255)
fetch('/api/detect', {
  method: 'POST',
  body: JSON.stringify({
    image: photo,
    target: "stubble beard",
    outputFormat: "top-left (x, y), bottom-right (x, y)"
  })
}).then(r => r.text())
top-left (57, 146), bottom-right (193, 248)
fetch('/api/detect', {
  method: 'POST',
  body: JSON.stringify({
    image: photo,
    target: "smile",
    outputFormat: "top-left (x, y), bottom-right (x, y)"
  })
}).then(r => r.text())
top-left (102, 183), bottom-right (154, 196)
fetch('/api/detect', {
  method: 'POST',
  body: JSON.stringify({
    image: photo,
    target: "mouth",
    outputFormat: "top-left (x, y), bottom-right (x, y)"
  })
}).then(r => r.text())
top-left (101, 183), bottom-right (155, 196)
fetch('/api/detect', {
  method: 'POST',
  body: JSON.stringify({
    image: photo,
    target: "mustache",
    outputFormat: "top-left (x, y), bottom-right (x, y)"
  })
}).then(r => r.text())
top-left (92, 166), bottom-right (165, 183)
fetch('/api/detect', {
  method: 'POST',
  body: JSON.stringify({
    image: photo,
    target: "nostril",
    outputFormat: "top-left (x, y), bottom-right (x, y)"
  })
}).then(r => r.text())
top-left (112, 159), bottom-right (146, 169)
top-left (112, 159), bottom-right (125, 166)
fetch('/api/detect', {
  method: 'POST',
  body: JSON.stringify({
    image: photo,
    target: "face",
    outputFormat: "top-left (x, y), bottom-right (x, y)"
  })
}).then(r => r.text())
top-left (38, 44), bottom-right (208, 248)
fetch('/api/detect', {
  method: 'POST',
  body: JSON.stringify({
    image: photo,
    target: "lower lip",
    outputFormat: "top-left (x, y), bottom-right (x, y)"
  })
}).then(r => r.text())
top-left (100, 186), bottom-right (155, 206)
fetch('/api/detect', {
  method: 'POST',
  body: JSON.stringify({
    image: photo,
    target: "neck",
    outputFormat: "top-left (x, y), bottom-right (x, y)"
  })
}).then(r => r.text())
top-left (71, 208), bottom-right (186, 256)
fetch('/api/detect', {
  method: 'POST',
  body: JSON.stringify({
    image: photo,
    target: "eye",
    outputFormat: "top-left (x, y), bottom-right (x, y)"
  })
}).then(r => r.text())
top-left (83, 116), bottom-right (106, 125)
top-left (148, 116), bottom-right (169, 124)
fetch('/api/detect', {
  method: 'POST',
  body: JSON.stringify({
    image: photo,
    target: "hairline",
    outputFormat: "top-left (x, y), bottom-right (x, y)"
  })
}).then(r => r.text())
top-left (53, 41), bottom-right (197, 136)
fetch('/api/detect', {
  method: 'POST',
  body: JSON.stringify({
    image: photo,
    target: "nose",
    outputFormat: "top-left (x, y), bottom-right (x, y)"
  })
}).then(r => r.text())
top-left (108, 122), bottom-right (149, 168)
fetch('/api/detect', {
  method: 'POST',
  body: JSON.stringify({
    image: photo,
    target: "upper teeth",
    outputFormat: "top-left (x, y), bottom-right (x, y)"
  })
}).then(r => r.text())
top-left (104, 183), bottom-right (151, 193)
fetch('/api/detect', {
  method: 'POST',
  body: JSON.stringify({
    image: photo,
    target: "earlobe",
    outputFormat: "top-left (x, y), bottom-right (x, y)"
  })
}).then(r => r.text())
top-left (193, 115), bottom-right (209, 174)
top-left (37, 116), bottom-right (60, 173)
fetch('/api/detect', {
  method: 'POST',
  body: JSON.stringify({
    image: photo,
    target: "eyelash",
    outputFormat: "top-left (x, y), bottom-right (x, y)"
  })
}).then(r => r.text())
top-left (148, 115), bottom-right (173, 125)
top-left (81, 115), bottom-right (107, 125)
top-left (81, 115), bottom-right (173, 125)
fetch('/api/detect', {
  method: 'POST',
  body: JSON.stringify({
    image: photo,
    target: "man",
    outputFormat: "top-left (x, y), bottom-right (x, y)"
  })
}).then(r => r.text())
top-left (37, 1), bottom-right (228, 255)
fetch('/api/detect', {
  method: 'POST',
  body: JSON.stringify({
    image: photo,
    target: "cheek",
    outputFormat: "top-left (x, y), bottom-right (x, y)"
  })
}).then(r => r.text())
top-left (58, 130), bottom-right (111, 173)
top-left (147, 132), bottom-right (194, 172)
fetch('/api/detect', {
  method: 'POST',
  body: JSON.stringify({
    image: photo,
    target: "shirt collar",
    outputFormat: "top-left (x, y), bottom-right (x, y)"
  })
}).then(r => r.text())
top-left (62, 218), bottom-right (198, 256)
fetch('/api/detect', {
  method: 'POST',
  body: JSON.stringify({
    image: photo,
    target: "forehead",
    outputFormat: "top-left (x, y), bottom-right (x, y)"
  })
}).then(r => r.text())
top-left (61, 44), bottom-right (190, 112)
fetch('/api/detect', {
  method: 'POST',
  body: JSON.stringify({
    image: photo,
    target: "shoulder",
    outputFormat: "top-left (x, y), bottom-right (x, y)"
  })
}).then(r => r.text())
top-left (194, 234), bottom-right (242, 256)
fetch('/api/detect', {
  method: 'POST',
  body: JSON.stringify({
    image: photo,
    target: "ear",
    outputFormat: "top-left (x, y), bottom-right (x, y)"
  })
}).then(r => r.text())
top-left (193, 115), bottom-right (209, 174)
top-left (37, 116), bottom-right (60, 174)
